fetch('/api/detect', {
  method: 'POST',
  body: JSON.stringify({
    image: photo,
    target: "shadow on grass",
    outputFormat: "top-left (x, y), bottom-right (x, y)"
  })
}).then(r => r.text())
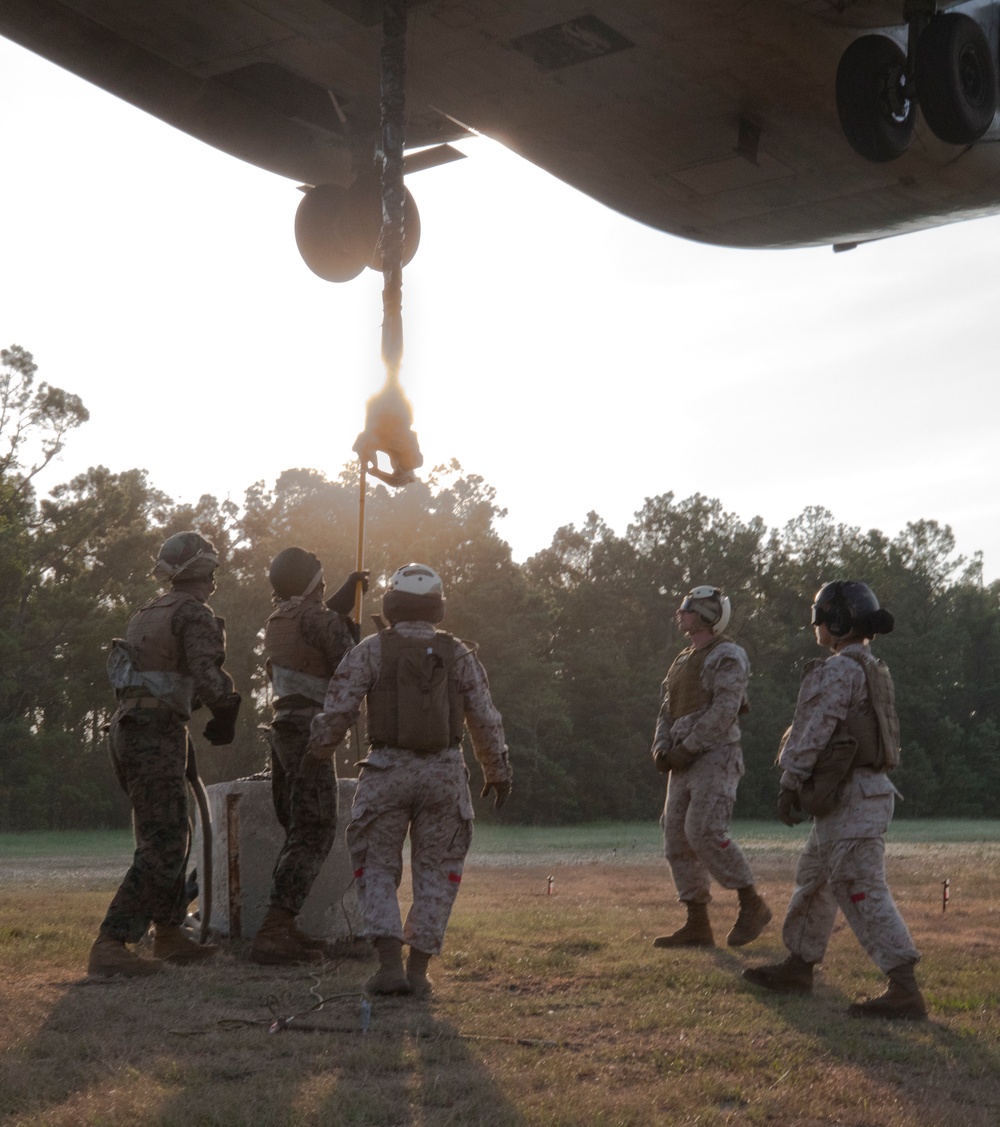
top-left (309, 995), bottom-right (529, 1126)
top-left (709, 944), bottom-right (1000, 1125)
top-left (0, 974), bottom-right (142, 1124)
top-left (0, 962), bottom-right (527, 1127)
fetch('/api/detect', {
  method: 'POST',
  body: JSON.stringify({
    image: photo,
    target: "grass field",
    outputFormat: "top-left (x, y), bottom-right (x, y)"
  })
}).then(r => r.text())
top-left (1, 823), bottom-right (998, 1126)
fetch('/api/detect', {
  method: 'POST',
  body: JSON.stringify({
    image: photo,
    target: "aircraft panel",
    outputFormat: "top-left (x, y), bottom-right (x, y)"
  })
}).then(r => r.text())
top-left (5, 0), bottom-right (1000, 252)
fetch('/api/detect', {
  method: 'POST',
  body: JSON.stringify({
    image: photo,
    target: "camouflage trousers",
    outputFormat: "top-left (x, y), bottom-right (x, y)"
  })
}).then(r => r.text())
top-left (346, 746), bottom-right (474, 956)
top-left (661, 743), bottom-right (756, 903)
top-left (100, 709), bottom-right (191, 943)
top-left (268, 715), bottom-right (338, 914)
top-left (782, 825), bottom-right (920, 973)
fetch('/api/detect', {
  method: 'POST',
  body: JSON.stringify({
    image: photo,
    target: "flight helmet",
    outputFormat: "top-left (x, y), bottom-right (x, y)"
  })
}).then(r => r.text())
top-left (811, 580), bottom-right (893, 638)
top-left (383, 562), bottom-right (445, 624)
top-left (679, 585), bottom-right (731, 635)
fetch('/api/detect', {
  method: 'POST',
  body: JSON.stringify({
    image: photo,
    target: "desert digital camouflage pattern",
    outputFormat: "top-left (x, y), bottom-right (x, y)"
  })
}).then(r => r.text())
top-left (652, 639), bottom-right (748, 753)
top-left (777, 643), bottom-right (919, 971)
top-left (309, 620), bottom-right (510, 953)
top-left (653, 640), bottom-right (757, 902)
top-left (348, 746), bottom-right (475, 953)
top-left (660, 746), bottom-right (757, 902)
top-left (309, 621), bottom-right (509, 785)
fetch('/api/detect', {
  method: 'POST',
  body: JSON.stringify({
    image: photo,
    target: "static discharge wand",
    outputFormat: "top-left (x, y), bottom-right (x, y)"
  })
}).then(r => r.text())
top-left (349, 0), bottom-right (423, 632)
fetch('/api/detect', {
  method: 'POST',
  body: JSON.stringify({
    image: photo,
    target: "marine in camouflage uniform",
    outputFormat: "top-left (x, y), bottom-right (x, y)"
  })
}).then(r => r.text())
top-left (651, 585), bottom-right (771, 949)
top-left (251, 547), bottom-right (365, 965)
top-left (89, 532), bottom-right (241, 977)
top-left (306, 563), bottom-right (511, 996)
top-left (744, 581), bottom-right (926, 1020)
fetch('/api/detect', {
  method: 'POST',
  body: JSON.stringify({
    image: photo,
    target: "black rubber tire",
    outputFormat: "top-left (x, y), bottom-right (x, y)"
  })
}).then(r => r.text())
top-left (836, 35), bottom-right (915, 162)
top-left (917, 13), bottom-right (997, 145)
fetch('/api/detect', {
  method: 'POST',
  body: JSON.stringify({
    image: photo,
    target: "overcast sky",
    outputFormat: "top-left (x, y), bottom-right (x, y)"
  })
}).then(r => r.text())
top-left (2, 36), bottom-right (998, 584)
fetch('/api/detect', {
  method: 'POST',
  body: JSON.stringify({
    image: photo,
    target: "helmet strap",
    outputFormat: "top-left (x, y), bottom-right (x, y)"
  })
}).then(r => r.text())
top-left (302, 567), bottom-right (324, 599)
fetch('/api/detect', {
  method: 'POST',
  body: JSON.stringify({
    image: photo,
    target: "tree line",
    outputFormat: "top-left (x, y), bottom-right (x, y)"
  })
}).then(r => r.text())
top-left (2, 346), bottom-right (998, 831)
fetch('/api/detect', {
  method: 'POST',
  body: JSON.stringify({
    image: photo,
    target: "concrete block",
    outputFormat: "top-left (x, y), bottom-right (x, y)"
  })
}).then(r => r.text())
top-left (191, 777), bottom-right (361, 941)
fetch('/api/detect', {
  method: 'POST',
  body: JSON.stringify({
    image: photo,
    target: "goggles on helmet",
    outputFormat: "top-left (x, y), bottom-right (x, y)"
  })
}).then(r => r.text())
top-left (679, 587), bottom-right (722, 615)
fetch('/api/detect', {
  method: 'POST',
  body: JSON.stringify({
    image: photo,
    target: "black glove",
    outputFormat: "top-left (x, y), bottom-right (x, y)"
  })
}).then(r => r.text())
top-left (326, 570), bottom-right (370, 615)
top-left (481, 778), bottom-right (512, 810)
top-left (777, 787), bottom-right (806, 827)
top-left (203, 694), bottom-right (241, 746)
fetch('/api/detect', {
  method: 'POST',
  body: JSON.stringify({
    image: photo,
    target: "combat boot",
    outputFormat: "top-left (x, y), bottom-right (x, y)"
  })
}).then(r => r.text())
top-left (742, 951), bottom-right (814, 994)
top-left (848, 962), bottom-right (927, 1021)
top-left (289, 919), bottom-right (336, 956)
top-left (153, 924), bottom-right (219, 963)
top-left (87, 934), bottom-right (162, 978)
top-left (406, 947), bottom-right (434, 998)
top-left (727, 886), bottom-right (773, 947)
top-left (251, 905), bottom-right (323, 966)
top-left (653, 901), bottom-right (715, 948)
top-left (366, 936), bottom-right (411, 995)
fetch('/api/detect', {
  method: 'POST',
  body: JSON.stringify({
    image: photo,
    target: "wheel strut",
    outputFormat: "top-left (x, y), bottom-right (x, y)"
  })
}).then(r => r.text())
top-left (903, 0), bottom-right (935, 78)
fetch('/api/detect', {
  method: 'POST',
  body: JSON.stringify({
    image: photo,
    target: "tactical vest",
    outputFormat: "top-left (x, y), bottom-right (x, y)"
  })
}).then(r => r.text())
top-left (109, 589), bottom-right (200, 717)
top-left (366, 629), bottom-right (466, 752)
top-left (125, 589), bottom-right (198, 673)
top-left (837, 650), bottom-right (901, 771)
top-left (665, 634), bottom-right (742, 722)
top-left (797, 649), bottom-right (901, 816)
top-left (264, 599), bottom-right (330, 678)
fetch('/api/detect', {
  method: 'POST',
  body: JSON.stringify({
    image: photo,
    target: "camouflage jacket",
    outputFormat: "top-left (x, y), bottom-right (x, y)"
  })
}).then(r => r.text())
top-left (778, 642), bottom-right (878, 789)
top-left (265, 594), bottom-right (354, 711)
top-left (308, 620), bottom-right (511, 785)
top-left (651, 639), bottom-right (750, 754)
top-left (779, 643), bottom-right (902, 838)
top-left (171, 595), bottom-right (237, 712)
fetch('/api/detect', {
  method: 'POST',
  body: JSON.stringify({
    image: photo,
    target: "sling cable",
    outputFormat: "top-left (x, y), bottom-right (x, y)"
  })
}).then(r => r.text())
top-left (350, 0), bottom-right (424, 629)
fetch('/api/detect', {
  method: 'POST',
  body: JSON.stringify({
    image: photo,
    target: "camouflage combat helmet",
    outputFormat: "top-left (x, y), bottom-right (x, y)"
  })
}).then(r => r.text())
top-left (153, 531), bottom-right (219, 584)
top-left (268, 547), bottom-right (323, 600)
